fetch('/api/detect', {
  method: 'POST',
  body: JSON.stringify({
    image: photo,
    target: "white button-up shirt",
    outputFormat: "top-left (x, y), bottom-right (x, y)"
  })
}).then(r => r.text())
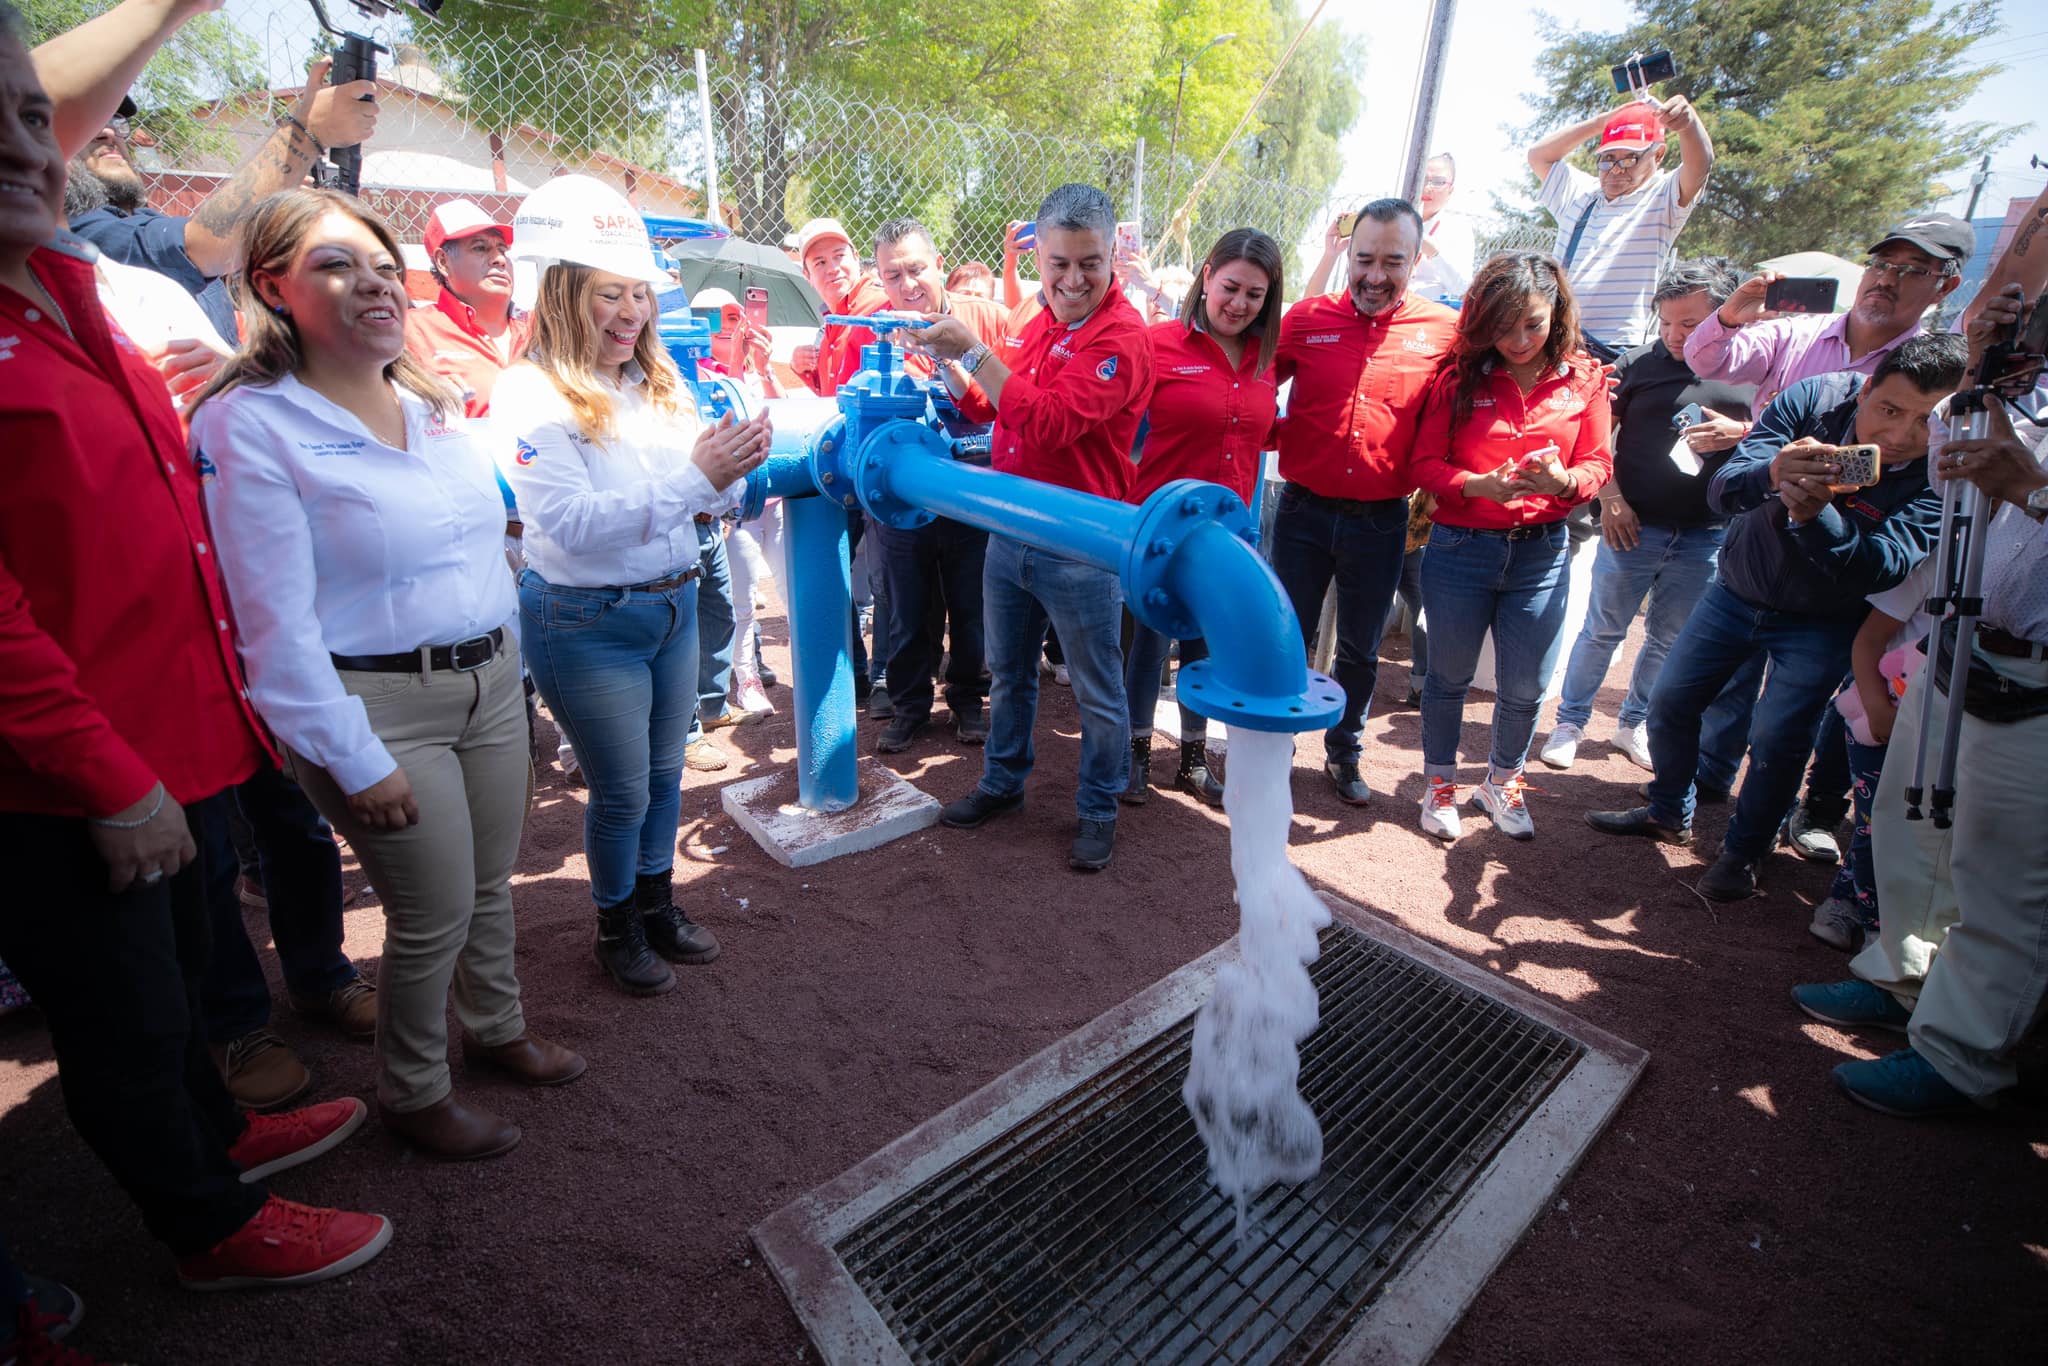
top-left (488, 361), bottom-right (739, 588)
top-left (193, 375), bottom-right (517, 794)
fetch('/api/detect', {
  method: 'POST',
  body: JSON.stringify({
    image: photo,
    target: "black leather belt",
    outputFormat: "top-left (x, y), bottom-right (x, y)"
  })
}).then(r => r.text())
top-left (1282, 482), bottom-right (1405, 517)
top-left (627, 566), bottom-right (704, 592)
top-left (1466, 522), bottom-right (1563, 542)
top-left (1979, 626), bottom-right (2048, 661)
top-left (332, 626), bottom-right (505, 675)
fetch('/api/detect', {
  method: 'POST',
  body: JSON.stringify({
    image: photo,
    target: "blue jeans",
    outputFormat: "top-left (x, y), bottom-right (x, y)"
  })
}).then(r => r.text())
top-left (1644, 582), bottom-right (1860, 857)
top-left (1395, 548), bottom-right (1427, 688)
top-left (199, 765), bottom-right (356, 1044)
top-left (876, 517), bottom-right (989, 724)
top-left (1802, 702), bottom-right (1854, 825)
top-left (1697, 650), bottom-right (1765, 794)
top-left (1419, 521), bottom-right (1573, 777)
top-left (1269, 489), bottom-right (1409, 764)
top-left (520, 569), bottom-right (699, 908)
top-left (1825, 720), bottom-right (1887, 928)
top-left (1555, 523), bottom-right (1724, 730)
top-left (691, 520), bottom-right (735, 735)
top-left (1124, 629), bottom-right (1208, 738)
top-left (980, 536), bottom-right (1129, 822)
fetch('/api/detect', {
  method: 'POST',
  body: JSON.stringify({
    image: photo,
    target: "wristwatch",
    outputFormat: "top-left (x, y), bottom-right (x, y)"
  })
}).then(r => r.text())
top-left (2025, 483), bottom-right (2048, 521)
top-left (960, 342), bottom-right (992, 376)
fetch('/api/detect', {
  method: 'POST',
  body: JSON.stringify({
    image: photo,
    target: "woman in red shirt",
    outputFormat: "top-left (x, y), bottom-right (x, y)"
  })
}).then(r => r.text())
top-left (1121, 228), bottom-right (1283, 805)
top-left (1408, 252), bottom-right (1612, 843)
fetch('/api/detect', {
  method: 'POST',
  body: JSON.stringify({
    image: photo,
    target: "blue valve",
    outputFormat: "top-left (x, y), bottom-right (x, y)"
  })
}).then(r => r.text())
top-left (820, 313), bottom-right (933, 332)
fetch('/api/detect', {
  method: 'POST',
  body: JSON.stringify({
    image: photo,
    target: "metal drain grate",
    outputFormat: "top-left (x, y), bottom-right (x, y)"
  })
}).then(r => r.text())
top-left (830, 923), bottom-right (1584, 1365)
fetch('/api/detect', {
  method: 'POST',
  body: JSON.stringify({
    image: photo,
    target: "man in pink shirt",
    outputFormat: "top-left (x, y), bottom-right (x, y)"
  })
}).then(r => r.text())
top-left (1684, 213), bottom-right (1973, 407)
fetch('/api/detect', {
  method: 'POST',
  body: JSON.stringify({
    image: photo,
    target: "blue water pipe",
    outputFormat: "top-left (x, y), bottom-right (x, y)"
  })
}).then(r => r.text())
top-left (667, 310), bottom-right (1339, 815)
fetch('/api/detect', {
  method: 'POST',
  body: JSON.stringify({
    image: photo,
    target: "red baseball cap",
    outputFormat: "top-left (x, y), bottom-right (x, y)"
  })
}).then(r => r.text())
top-left (424, 199), bottom-right (512, 258)
top-left (1597, 110), bottom-right (1660, 153)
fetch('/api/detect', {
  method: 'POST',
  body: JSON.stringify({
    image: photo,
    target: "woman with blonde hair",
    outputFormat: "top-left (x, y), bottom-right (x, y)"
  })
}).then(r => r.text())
top-left (193, 188), bottom-right (584, 1163)
top-left (490, 176), bottom-right (771, 998)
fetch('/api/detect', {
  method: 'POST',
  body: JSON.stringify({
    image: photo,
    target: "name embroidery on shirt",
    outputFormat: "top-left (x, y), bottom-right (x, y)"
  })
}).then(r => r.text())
top-left (300, 439), bottom-right (368, 456)
top-left (515, 439), bottom-right (540, 466)
top-left (1170, 365), bottom-right (1210, 375)
top-left (1304, 333), bottom-right (1343, 345)
top-left (1472, 397), bottom-right (1495, 408)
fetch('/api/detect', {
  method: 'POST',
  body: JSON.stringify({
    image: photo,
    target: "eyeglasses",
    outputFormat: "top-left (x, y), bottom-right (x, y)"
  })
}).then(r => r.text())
top-left (1862, 257), bottom-right (1944, 281)
top-left (107, 115), bottom-right (132, 140)
top-left (1595, 151), bottom-right (1645, 172)
top-left (1422, 176), bottom-right (1452, 188)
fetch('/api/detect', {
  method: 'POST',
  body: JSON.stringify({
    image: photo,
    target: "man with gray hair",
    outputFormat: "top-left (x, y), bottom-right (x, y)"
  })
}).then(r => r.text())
top-left (1542, 258), bottom-right (1756, 772)
top-left (910, 183), bottom-right (1155, 871)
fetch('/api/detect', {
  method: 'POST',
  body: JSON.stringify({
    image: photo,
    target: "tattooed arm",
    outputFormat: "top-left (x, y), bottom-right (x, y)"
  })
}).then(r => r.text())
top-left (181, 57), bottom-right (379, 277)
top-left (1962, 181), bottom-right (2048, 333)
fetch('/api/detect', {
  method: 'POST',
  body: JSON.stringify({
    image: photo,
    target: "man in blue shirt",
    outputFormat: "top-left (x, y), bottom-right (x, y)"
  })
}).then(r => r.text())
top-left (64, 60), bottom-right (377, 341)
top-left (1587, 332), bottom-right (1968, 901)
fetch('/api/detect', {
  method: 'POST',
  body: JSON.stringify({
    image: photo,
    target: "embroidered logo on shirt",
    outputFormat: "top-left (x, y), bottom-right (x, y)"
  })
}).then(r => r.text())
top-left (1095, 355), bottom-right (1119, 381)
top-left (0, 334), bottom-right (18, 362)
top-left (1401, 338), bottom-right (1437, 355)
top-left (195, 452), bottom-right (218, 484)
top-left (1051, 342), bottom-right (1075, 360)
top-left (515, 439), bottom-right (540, 466)
top-left (1545, 393), bottom-right (1580, 411)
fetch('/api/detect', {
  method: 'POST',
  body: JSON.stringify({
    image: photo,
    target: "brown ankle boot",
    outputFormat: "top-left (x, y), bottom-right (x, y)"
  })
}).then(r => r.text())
top-left (461, 1029), bottom-right (587, 1086)
top-left (378, 1096), bottom-right (521, 1161)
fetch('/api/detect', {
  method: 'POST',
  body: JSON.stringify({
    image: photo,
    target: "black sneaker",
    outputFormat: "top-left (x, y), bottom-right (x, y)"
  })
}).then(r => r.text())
top-left (1697, 850), bottom-right (1762, 902)
top-left (867, 685), bottom-right (895, 721)
top-left (1069, 818), bottom-right (1116, 871)
top-left (1326, 761), bottom-right (1371, 806)
top-left (1585, 805), bottom-right (1693, 846)
top-left (953, 705), bottom-right (989, 745)
top-left (939, 788), bottom-right (1025, 828)
top-left (876, 713), bottom-right (928, 754)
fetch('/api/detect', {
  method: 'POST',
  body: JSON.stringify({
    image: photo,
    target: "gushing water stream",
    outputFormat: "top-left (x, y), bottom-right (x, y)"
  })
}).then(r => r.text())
top-left (1182, 727), bottom-right (1331, 1241)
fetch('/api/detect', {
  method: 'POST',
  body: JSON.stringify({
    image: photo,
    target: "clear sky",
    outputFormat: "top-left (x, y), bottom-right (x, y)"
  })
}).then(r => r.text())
top-left (1327, 0), bottom-right (2047, 243)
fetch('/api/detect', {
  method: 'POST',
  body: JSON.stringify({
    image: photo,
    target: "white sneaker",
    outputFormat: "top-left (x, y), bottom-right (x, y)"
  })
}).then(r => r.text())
top-left (734, 670), bottom-right (775, 717)
top-left (1472, 773), bottom-right (1536, 840)
top-left (1808, 897), bottom-right (1867, 952)
top-left (1053, 664), bottom-right (1071, 688)
top-left (1614, 722), bottom-right (1653, 771)
top-left (1539, 723), bottom-right (1583, 770)
top-left (1419, 776), bottom-right (1462, 841)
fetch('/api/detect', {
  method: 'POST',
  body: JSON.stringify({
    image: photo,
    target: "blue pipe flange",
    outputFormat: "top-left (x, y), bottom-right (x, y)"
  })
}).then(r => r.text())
top-left (738, 397), bottom-right (843, 522)
top-left (844, 419), bottom-right (947, 530)
top-left (1176, 656), bottom-right (1345, 735)
top-left (687, 375), bottom-right (750, 425)
top-left (808, 413), bottom-right (861, 513)
top-left (1122, 478), bottom-right (1256, 640)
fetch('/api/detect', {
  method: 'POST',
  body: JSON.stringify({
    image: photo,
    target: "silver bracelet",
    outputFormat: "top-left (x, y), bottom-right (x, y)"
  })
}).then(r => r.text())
top-left (92, 783), bottom-right (164, 830)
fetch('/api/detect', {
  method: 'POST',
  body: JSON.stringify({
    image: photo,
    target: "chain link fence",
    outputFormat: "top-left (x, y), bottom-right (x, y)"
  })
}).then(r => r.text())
top-left (88, 2), bottom-right (1547, 293)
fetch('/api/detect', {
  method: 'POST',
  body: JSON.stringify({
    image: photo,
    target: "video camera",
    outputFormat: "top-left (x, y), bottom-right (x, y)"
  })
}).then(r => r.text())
top-left (304, 0), bottom-right (444, 195)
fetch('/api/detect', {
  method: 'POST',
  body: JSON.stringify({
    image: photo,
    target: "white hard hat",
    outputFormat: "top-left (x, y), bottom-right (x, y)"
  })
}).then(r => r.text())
top-left (506, 173), bottom-right (671, 309)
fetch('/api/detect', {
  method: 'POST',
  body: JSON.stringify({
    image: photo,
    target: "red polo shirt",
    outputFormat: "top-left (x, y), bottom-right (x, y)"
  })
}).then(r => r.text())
top-left (1409, 359), bottom-right (1613, 530)
top-left (1130, 319), bottom-right (1276, 504)
top-left (802, 274), bottom-right (890, 396)
top-left (956, 285), bottom-right (1155, 500)
top-left (1273, 291), bottom-right (1457, 501)
top-left (404, 287), bottom-right (531, 418)
top-left (0, 240), bottom-right (272, 818)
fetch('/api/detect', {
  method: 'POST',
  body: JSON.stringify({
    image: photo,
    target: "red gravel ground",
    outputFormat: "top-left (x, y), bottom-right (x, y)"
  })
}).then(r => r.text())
top-left (4, 611), bottom-right (2046, 1364)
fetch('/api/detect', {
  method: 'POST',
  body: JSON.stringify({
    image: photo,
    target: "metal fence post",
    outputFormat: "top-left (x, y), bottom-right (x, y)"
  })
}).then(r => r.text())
top-left (695, 48), bottom-right (720, 223)
top-left (1132, 136), bottom-right (1146, 241)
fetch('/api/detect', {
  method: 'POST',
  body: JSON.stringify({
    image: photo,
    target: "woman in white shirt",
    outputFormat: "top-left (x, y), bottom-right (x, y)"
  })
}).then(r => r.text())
top-left (491, 201), bottom-right (770, 998)
top-left (193, 189), bottom-right (584, 1163)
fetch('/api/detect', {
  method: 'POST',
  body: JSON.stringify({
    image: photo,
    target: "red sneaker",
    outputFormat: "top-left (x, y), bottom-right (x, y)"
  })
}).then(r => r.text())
top-left (177, 1196), bottom-right (391, 1291)
top-left (227, 1097), bottom-right (366, 1184)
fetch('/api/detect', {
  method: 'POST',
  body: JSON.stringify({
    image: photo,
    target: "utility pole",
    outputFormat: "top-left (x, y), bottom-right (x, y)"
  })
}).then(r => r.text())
top-left (1962, 153), bottom-right (1991, 221)
top-left (1398, 0), bottom-right (1458, 203)
top-left (1164, 32), bottom-right (1237, 230)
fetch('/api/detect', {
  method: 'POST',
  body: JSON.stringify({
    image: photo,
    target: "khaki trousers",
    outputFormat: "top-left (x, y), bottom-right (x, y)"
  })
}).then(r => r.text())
top-left (288, 646), bottom-right (529, 1112)
top-left (1850, 652), bottom-right (2048, 1099)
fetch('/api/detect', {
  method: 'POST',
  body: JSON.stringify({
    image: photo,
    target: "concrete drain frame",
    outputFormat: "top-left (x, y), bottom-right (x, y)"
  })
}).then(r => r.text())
top-left (753, 895), bottom-right (1646, 1365)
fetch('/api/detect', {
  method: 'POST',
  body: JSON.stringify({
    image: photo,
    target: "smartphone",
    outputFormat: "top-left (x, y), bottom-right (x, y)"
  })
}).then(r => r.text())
top-left (1518, 443), bottom-right (1561, 473)
top-left (1610, 49), bottom-right (1678, 95)
top-left (1114, 221), bottom-right (1143, 260)
top-left (1764, 277), bottom-right (1839, 315)
top-left (1336, 210), bottom-right (1359, 238)
top-left (1014, 222), bottom-right (1036, 251)
top-left (1830, 443), bottom-right (1881, 490)
top-left (744, 286), bottom-right (770, 331)
top-left (1670, 401), bottom-right (1704, 432)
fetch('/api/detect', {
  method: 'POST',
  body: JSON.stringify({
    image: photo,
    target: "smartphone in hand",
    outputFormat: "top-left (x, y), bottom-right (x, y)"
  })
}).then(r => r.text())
top-left (1829, 443), bottom-right (1882, 490)
top-left (1764, 277), bottom-right (1839, 315)
top-left (744, 286), bottom-right (770, 331)
top-left (1670, 401), bottom-right (1704, 433)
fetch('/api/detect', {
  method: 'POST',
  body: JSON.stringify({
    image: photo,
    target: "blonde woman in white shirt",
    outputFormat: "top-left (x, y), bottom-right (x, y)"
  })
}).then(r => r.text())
top-left (193, 189), bottom-right (584, 1163)
top-left (491, 211), bottom-right (770, 999)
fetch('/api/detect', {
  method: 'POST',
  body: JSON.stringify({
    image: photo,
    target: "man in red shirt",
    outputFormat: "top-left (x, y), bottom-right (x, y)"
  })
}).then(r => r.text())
top-left (790, 216), bottom-right (889, 396)
top-left (404, 199), bottom-right (528, 417)
top-left (859, 218), bottom-right (1009, 753)
top-left (1271, 199), bottom-right (1458, 805)
top-left (0, 13), bottom-right (388, 1291)
top-left (911, 183), bottom-right (1155, 871)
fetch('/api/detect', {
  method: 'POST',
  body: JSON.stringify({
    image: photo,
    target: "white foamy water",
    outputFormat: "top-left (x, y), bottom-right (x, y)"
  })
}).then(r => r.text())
top-left (1182, 727), bottom-right (1331, 1239)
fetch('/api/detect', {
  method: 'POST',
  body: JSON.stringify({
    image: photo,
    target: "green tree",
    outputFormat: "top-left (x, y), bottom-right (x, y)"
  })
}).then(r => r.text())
top-left (20, 0), bottom-right (268, 165)
top-left (1520, 0), bottom-right (2015, 263)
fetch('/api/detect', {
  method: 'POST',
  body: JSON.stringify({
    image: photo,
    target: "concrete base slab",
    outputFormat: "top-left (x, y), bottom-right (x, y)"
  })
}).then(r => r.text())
top-left (1149, 687), bottom-right (1230, 748)
top-left (721, 756), bottom-right (939, 868)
